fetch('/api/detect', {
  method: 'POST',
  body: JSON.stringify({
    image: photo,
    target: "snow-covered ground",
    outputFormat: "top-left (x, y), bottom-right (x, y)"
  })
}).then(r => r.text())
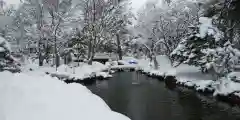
top-left (138, 55), bottom-right (176, 76)
top-left (0, 71), bottom-right (130, 120)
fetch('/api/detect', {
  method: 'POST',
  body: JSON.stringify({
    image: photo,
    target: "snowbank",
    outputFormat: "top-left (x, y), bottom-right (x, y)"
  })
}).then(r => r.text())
top-left (172, 65), bottom-right (240, 99)
top-left (213, 78), bottom-right (240, 96)
top-left (227, 72), bottom-right (240, 82)
top-left (176, 76), bottom-right (214, 91)
top-left (22, 61), bottom-right (111, 81)
top-left (0, 71), bottom-right (130, 120)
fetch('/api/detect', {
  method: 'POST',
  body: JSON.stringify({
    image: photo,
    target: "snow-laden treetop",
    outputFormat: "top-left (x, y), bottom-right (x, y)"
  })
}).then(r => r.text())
top-left (199, 17), bottom-right (222, 41)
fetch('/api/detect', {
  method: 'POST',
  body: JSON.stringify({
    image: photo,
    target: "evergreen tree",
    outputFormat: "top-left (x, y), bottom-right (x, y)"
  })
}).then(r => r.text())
top-left (171, 16), bottom-right (240, 79)
top-left (171, 25), bottom-right (217, 72)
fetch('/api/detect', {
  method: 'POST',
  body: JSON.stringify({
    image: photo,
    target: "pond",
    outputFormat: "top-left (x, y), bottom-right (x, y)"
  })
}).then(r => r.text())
top-left (87, 72), bottom-right (240, 120)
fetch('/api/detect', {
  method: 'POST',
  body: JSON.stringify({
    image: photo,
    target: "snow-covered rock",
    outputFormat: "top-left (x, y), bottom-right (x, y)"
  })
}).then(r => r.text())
top-left (227, 72), bottom-right (240, 82)
top-left (0, 71), bottom-right (130, 120)
top-left (213, 78), bottom-right (240, 96)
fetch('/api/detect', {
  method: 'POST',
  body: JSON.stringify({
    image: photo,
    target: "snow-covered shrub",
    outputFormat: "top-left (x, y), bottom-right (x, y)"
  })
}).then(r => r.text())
top-left (0, 37), bottom-right (20, 72)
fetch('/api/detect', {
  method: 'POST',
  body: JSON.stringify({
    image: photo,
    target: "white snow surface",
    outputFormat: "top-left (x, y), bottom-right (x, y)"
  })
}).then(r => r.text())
top-left (22, 61), bottom-right (111, 80)
top-left (55, 62), bottom-right (110, 80)
top-left (228, 72), bottom-right (240, 82)
top-left (138, 55), bottom-right (176, 76)
top-left (0, 71), bottom-right (130, 120)
top-left (213, 78), bottom-right (240, 96)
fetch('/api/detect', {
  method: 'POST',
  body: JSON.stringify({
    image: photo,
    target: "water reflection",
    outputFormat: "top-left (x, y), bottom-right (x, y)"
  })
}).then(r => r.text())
top-left (177, 88), bottom-right (240, 120)
top-left (96, 80), bottom-right (109, 89)
top-left (88, 72), bottom-right (240, 120)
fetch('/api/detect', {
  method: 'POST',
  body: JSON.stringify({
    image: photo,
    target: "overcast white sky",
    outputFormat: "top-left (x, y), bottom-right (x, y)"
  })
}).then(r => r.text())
top-left (131, 0), bottom-right (147, 14)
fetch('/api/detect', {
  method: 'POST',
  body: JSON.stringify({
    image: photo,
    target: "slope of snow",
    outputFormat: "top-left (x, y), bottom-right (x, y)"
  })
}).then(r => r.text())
top-left (0, 71), bottom-right (130, 120)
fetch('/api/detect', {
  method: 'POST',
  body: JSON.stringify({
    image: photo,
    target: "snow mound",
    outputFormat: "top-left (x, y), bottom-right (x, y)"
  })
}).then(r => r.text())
top-left (227, 72), bottom-right (240, 82)
top-left (96, 72), bottom-right (112, 78)
top-left (0, 71), bottom-right (130, 120)
top-left (194, 80), bottom-right (213, 91)
top-left (213, 78), bottom-right (240, 96)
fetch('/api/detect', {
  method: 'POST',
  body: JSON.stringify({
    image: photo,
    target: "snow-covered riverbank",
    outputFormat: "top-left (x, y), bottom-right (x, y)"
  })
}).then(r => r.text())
top-left (137, 55), bottom-right (240, 105)
top-left (21, 61), bottom-right (112, 82)
top-left (0, 71), bottom-right (130, 120)
top-left (21, 55), bottom-right (240, 101)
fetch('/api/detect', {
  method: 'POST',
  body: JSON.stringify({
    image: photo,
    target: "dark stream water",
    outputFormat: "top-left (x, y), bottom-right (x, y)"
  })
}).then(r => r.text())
top-left (87, 72), bottom-right (240, 120)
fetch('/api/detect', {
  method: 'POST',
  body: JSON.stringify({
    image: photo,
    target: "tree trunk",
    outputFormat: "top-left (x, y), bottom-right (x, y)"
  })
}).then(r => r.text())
top-left (39, 53), bottom-right (44, 66)
top-left (88, 47), bottom-right (95, 65)
top-left (55, 53), bottom-right (60, 68)
top-left (88, 54), bottom-right (94, 65)
top-left (88, 40), bottom-right (95, 65)
top-left (228, 20), bottom-right (234, 43)
top-left (64, 55), bottom-right (67, 64)
top-left (152, 52), bottom-right (159, 70)
top-left (38, 38), bottom-right (44, 66)
top-left (45, 40), bottom-right (50, 64)
top-left (88, 40), bottom-right (92, 60)
top-left (37, 4), bottom-right (43, 66)
top-left (148, 51), bottom-right (153, 62)
top-left (88, 0), bottom-right (96, 65)
top-left (166, 54), bottom-right (174, 66)
top-left (53, 19), bottom-right (61, 71)
top-left (116, 34), bottom-right (123, 60)
top-left (54, 30), bottom-right (58, 71)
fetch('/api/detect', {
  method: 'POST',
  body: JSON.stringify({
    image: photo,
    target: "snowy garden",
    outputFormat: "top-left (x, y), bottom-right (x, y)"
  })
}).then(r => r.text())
top-left (1, 0), bottom-right (240, 120)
